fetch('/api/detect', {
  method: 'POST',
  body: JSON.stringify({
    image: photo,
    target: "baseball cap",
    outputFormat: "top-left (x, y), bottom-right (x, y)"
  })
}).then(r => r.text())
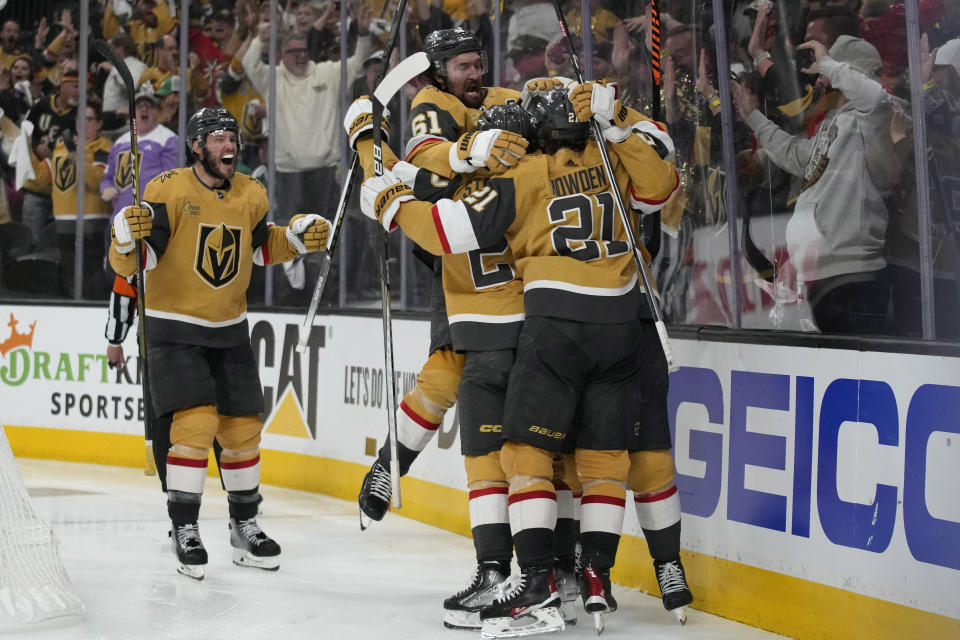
top-left (363, 50), bottom-right (385, 68)
top-left (934, 38), bottom-right (960, 79)
top-left (134, 83), bottom-right (159, 105)
top-left (155, 75), bottom-right (180, 97)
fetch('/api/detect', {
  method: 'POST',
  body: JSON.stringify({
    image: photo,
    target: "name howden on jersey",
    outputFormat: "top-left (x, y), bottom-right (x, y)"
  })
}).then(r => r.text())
top-left (550, 164), bottom-right (609, 198)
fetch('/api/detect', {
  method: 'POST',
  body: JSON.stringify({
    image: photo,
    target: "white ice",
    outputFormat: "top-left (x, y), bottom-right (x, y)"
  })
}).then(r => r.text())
top-left (4, 459), bottom-right (786, 640)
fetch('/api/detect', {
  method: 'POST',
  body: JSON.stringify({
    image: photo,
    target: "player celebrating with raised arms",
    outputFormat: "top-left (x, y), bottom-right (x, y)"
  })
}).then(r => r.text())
top-left (108, 108), bottom-right (330, 581)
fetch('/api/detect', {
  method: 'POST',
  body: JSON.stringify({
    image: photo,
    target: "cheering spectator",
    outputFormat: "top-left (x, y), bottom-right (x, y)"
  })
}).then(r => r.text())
top-left (138, 34), bottom-right (211, 105)
top-left (50, 96), bottom-right (112, 298)
top-left (0, 19), bottom-right (24, 71)
top-left (241, 8), bottom-right (372, 224)
top-left (733, 36), bottom-right (899, 334)
top-left (101, 33), bottom-right (148, 133)
top-left (100, 86), bottom-right (177, 220)
top-left (21, 61), bottom-right (80, 240)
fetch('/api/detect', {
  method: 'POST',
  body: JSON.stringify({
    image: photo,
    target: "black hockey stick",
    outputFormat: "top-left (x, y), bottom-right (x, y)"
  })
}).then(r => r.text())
top-left (296, 52), bottom-right (429, 354)
top-left (371, 0), bottom-right (413, 511)
top-left (550, 2), bottom-right (677, 372)
top-left (94, 39), bottom-right (155, 475)
top-left (643, 0), bottom-right (663, 260)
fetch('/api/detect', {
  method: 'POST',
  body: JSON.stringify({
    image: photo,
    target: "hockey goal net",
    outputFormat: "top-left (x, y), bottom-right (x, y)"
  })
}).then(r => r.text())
top-left (0, 426), bottom-right (83, 623)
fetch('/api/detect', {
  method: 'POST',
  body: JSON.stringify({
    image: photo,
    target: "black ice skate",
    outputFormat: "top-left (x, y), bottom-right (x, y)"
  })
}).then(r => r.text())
top-left (170, 523), bottom-right (207, 581)
top-left (443, 562), bottom-right (509, 630)
top-left (578, 565), bottom-right (617, 633)
top-left (229, 517), bottom-right (281, 571)
top-left (654, 557), bottom-right (693, 624)
top-left (358, 460), bottom-right (391, 530)
top-left (554, 566), bottom-right (578, 625)
top-left (479, 566), bottom-right (564, 639)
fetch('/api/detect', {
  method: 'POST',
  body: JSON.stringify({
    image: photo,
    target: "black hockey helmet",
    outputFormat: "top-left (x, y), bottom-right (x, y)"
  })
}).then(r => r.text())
top-left (525, 88), bottom-right (591, 153)
top-left (186, 107), bottom-right (242, 160)
top-left (423, 27), bottom-right (487, 77)
top-left (478, 99), bottom-right (537, 151)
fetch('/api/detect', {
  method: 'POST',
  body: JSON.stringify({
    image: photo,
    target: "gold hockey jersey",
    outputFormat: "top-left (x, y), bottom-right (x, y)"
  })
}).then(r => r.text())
top-left (403, 85), bottom-right (525, 350)
top-left (405, 85), bottom-right (522, 178)
top-left (51, 137), bottom-right (112, 219)
top-left (394, 131), bottom-right (679, 323)
top-left (108, 168), bottom-right (299, 347)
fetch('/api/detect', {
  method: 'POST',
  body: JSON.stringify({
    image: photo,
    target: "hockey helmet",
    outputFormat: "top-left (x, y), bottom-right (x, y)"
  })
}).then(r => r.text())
top-left (186, 107), bottom-right (242, 160)
top-left (478, 99), bottom-right (537, 151)
top-left (423, 27), bottom-right (487, 78)
top-left (525, 88), bottom-right (591, 153)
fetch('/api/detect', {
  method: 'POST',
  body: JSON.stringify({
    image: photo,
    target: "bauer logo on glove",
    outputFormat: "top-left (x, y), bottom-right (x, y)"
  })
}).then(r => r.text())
top-left (343, 96), bottom-right (390, 151)
top-left (360, 170), bottom-right (415, 231)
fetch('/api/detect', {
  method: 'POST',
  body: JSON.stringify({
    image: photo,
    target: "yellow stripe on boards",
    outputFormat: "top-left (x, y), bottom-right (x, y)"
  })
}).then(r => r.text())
top-left (5, 425), bottom-right (958, 640)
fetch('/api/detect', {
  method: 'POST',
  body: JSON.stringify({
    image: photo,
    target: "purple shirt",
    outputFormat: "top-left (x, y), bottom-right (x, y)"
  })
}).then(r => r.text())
top-left (102, 124), bottom-right (179, 216)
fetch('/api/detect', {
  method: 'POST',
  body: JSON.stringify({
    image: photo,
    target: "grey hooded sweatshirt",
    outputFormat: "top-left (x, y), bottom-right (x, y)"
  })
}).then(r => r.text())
top-left (744, 36), bottom-right (899, 283)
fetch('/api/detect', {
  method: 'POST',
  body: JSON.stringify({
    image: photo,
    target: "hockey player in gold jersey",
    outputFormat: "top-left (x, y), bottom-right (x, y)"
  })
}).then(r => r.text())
top-left (360, 85), bottom-right (680, 637)
top-left (351, 27), bottom-right (533, 629)
top-left (108, 107), bottom-right (330, 581)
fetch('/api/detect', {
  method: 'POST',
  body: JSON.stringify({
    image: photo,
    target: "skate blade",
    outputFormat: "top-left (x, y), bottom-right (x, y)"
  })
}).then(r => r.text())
top-left (584, 594), bottom-right (611, 614)
top-left (480, 608), bottom-right (565, 639)
top-left (359, 510), bottom-right (373, 531)
top-left (177, 563), bottom-right (204, 580)
top-left (672, 605), bottom-right (688, 625)
top-left (559, 600), bottom-right (577, 625)
top-left (593, 611), bottom-right (604, 634)
top-left (232, 548), bottom-right (280, 571)
top-left (442, 608), bottom-right (481, 630)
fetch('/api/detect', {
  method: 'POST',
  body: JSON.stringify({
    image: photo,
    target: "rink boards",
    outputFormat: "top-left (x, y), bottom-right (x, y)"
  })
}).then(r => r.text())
top-left (1, 303), bottom-right (958, 640)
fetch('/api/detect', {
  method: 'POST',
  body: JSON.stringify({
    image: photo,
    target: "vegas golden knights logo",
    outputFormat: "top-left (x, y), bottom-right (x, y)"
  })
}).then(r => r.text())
top-left (114, 150), bottom-right (142, 189)
top-left (195, 223), bottom-right (242, 288)
top-left (53, 155), bottom-right (76, 192)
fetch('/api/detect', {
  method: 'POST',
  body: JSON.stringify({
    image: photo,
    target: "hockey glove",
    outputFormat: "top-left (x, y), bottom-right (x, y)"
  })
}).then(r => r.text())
top-left (343, 96), bottom-right (390, 151)
top-left (286, 214), bottom-right (330, 253)
top-left (520, 76), bottom-right (575, 108)
top-left (632, 120), bottom-right (676, 162)
top-left (112, 203), bottom-right (154, 253)
top-left (360, 170), bottom-right (415, 231)
top-left (569, 81), bottom-right (632, 142)
top-left (449, 129), bottom-right (528, 174)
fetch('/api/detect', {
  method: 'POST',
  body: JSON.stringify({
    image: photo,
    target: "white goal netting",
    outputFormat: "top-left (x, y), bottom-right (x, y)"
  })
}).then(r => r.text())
top-left (0, 426), bottom-right (83, 623)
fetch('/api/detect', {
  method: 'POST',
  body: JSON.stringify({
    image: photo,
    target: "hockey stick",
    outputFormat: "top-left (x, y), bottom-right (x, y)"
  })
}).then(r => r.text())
top-left (93, 39), bottom-right (155, 474)
top-left (643, 0), bottom-right (663, 260)
top-left (295, 53), bottom-right (429, 354)
top-left (550, 2), bottom-right (677, 372)
top-left (373, 0), bottom-right (413, 509)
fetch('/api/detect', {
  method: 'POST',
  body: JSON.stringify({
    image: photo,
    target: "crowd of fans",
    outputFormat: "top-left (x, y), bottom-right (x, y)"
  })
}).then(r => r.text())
top-left (0, 0), bottom-right (956, 338)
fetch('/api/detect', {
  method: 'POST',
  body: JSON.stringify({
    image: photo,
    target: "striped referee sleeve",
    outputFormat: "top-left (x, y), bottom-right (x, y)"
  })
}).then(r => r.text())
top-left (105, 275), bottom-right (137, 345)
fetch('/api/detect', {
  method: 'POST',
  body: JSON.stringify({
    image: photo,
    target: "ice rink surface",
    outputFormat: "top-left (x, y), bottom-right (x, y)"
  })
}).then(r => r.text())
top-left (4, 459), bottom-right (786, 640)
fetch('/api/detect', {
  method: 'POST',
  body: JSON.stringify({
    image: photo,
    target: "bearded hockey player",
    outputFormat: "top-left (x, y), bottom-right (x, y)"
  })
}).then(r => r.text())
top-left (356, 26), bottom-right (526, 531)
top-left (360, 85), bottom-right (679, 637)
top-left (108, 108), bottom-right (330, 580)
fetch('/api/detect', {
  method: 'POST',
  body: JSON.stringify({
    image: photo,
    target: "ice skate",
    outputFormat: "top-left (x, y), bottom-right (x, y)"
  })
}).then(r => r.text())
top-left (479, 566), bottom-right (564, 639)
top-left (578, 566), bottom-right (617, 634)
top-left (229, 517), bottom-right (281, 571)
top-left (170, 523), bottom-right (207, 581)
top-left (358, 460), bottom-right (392, 530)
top-left (554, 566), bottom-right (578, 625)
top-left (654, 558), bottom-right (693, 624)
top-left (442, 562), bottom-right (509, 630)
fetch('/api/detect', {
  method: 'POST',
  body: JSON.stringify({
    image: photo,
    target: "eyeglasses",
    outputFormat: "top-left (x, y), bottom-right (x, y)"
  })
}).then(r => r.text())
top-left (284, 47), bottom-right (309, 56)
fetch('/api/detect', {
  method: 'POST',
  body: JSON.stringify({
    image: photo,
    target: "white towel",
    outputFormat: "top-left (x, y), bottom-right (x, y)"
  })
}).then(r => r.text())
top-left (9, 120), bottom-right (35, 191)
